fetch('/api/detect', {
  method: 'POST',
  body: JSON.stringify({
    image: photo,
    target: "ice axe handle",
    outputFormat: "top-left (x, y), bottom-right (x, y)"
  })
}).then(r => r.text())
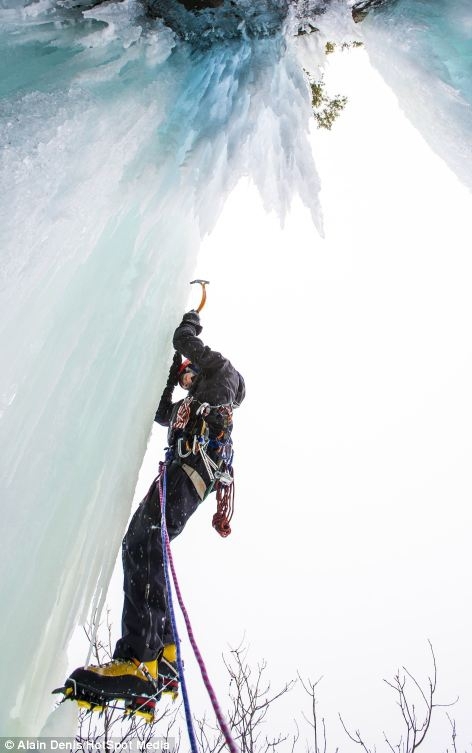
top-left (190, 279), bottom-right (210, 313)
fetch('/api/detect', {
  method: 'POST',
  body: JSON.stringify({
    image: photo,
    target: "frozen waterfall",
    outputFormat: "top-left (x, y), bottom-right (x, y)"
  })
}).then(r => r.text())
top-left (358, 0), bottom-right (472, 191)
top-left (0, 0), bottom-right (324, 735)
top-left (1, 0), bottom-right (472, 739)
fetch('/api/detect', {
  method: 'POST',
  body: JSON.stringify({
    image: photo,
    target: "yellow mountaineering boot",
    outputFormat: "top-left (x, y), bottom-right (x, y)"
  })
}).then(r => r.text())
top-left (69, 657), bottom-right (157, 695)
top-left (62, 657), bottom-right (159, 721)
top-left (159, 643), bottom-right (179, 698)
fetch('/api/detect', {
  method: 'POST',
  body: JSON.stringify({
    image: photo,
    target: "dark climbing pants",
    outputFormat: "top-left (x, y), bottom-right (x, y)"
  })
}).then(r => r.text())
top-left (113, 461), bottom-right (201, 662)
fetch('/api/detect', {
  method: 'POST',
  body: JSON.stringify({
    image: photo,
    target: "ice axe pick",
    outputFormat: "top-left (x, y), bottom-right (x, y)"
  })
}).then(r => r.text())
top-left (190, 279), bottom-right (210, 313)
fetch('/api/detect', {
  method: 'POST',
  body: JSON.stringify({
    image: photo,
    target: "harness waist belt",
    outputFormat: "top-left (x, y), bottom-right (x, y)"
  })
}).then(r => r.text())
top-left (181, 463), bottom-right (207, 501)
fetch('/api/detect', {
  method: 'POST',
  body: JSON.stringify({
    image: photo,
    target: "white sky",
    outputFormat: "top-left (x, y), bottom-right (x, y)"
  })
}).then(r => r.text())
top-left (75, 45), bottom-right (472, 750)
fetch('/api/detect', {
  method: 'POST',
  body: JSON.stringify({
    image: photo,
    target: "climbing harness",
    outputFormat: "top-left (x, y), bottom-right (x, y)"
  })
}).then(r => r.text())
top-left (170, 395), bottom-right (236, 537)
top-left (158, 459), bottom-right (239, 753)
top-left (180, 462), bottom-right (207, 500)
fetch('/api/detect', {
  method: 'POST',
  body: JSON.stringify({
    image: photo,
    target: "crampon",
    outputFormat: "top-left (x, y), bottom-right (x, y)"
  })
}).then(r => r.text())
top-left (53, 670), bottom-right (179, 723)
top-left (52, 681), bottom-right (158, 724)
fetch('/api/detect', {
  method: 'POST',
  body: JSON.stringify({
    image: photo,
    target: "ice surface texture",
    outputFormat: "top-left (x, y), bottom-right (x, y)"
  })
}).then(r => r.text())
top-left (0, 0), bottom-right (322, 734)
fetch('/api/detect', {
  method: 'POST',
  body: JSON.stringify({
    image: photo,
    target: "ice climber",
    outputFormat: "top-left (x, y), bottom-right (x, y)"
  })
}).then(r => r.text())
top-left (62, 309), bottom-right (245, 717)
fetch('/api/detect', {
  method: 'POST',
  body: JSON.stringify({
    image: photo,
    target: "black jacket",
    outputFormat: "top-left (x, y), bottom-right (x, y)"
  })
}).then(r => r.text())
top-left (155, 314), bottom-right (245, 480)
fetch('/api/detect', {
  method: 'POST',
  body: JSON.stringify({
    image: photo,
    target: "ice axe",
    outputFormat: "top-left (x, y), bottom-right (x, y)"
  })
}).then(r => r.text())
top-left (190, 279), bottom-right (210, 313)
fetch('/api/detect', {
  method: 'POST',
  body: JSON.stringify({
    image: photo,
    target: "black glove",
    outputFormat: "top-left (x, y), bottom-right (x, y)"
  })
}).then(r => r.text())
top-left (182, 309), bottom-right (203, 336)
top-left (166, 351), bottom-right (182, 388)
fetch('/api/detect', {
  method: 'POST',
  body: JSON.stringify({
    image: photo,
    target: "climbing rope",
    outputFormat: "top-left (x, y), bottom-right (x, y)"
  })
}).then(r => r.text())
top-left (158, 460), bottom-right (240, 753)
top-left (158, 460), bottom-right (199, 753)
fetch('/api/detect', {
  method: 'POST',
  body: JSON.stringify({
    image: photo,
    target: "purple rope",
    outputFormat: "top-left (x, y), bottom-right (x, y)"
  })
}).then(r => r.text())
top-left (159, 462), bottom-right (240, 753)
top-left (158, 462), bottom-right (198, 753)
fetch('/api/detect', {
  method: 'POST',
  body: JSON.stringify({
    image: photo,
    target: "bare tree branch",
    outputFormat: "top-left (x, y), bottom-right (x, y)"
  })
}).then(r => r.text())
top-left (338, 713), bottom-right (374, 753)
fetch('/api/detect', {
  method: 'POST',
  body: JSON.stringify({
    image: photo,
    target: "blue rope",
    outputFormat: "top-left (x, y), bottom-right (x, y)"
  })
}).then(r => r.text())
top-left (159, 460), bottom-right (199, 753)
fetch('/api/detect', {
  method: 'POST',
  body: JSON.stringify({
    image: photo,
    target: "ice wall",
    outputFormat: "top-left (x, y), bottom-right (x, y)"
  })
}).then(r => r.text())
top-left (358, 0), bottom-right (472, 191)
top-left (0, 0), bottom-right (322, 734)
top-left (2, 0), bottom-right (471, 736)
